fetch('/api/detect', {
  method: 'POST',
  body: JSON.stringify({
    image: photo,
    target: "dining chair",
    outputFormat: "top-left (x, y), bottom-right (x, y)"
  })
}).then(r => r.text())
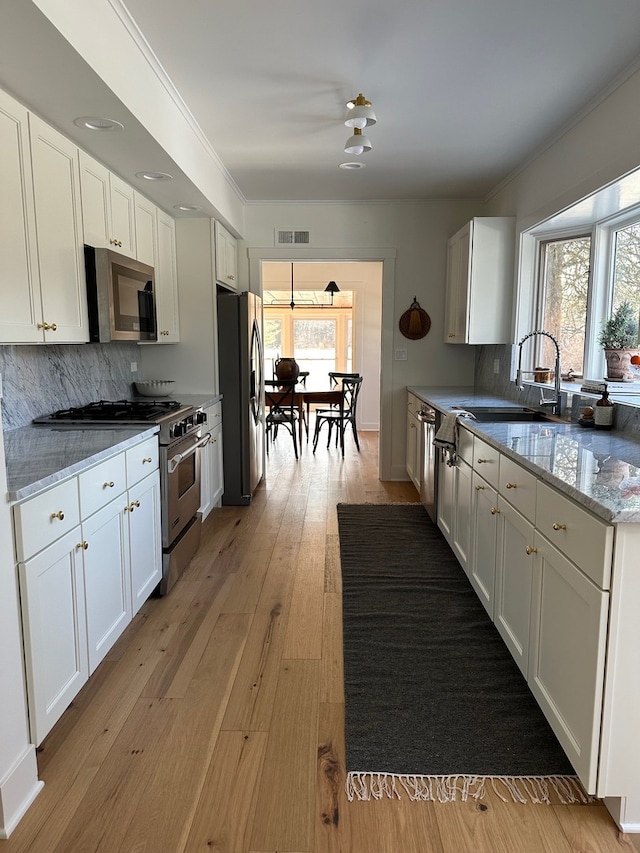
top-left (265, 379), bottom-right (299, 459)
top-left (313, 375), bottom-right (363, 457)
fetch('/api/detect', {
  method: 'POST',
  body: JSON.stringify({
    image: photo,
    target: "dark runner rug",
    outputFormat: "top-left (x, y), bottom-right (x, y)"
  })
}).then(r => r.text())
top-left (338, 502), bottom-right (587, 804)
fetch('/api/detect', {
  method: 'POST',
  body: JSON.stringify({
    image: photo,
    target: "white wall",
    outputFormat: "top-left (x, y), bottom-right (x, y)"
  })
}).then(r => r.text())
top-left (0, 422), bottom-right (42, 837)
top-left (241, 201), bottom-right (482, 479)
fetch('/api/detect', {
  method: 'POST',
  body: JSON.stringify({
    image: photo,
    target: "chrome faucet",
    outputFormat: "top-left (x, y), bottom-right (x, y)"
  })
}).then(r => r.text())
top-left (516, 329), bottom-right (563, 417)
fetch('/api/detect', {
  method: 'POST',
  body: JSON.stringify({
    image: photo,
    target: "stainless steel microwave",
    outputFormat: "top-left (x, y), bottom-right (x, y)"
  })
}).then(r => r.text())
top-left (84, 246), bottom-right (157, 342)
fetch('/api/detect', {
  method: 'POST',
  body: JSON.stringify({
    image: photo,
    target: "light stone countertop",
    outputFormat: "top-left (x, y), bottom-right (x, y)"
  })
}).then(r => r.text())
top-left (4, 425), bottom-right (160, 503)
top-left (408, 386), bottom-right (640, 524)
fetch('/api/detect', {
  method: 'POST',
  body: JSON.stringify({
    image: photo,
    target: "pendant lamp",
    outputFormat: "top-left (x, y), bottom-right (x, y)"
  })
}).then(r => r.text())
top-left (324, 280), bottom-right (340, 305)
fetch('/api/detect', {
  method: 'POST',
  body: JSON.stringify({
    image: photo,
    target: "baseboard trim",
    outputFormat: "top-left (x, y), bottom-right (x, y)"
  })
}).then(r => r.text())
top-left (0, 746), bottom-right (43, 839)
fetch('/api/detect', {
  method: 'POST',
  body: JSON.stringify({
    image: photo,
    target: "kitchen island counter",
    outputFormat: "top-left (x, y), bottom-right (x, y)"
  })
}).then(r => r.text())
top-left (4, 425), bottom-right (159, 502)
top-left (409, 386), bottom-right (640, 523)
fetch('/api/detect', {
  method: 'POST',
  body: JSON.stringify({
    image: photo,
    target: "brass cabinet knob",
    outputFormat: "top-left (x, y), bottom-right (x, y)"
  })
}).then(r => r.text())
top-left (76, 541), bottom-right (89, 550)
top-left (133, 500), bottom-right (140, 508)
top-left (103, 481), bottom-right (115, 488)
top-left (505, 482), bottom-right (517, 489)
top-left (525, 545), bottom-right (538, 555)
top-left (448, 333), bottom-right (455, 338)
top-left (552, 523), bottom-right (567, 531)
top-left (49, 323), bottom-right (57, 331)
top-left (124, 503), bottom-right (132, 513)
top-left (160, 330), bottom-right (170, 336)
top-left (229, 273), bottom-right (235, 280)
top-left (410, 422), bottom-right (416, 429)
top-left (109, 238), bottom-right (123, 247)
top-left (490, 507), bottom-right (500, 515)
top-left (475, 485), bottom-right (485, 490)
top-left (38, 321), bottom-right (56, 331)
top-left (51, 510), bottom-right (65, 521)
top-left (142, 457), bottom-right (152, 463)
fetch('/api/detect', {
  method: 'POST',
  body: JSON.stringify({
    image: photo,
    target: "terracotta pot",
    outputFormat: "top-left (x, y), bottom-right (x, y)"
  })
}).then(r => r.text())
top-left (275, 357), bottom-right (300, 383)
top-left (604, 349), bottom-right (635, 382)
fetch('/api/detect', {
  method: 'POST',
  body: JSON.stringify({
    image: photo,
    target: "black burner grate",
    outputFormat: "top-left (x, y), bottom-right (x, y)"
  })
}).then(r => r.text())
top-left (46, 399), bottom-right (182, 422)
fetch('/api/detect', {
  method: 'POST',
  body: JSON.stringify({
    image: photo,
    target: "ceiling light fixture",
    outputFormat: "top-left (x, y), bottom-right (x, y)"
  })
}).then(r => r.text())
top-left (339, 161), bottom-right (365, 170)
top-left (324, 280), bottom-right (340, 305)
top-left (344, 127), bottom-right (372, 155)
top-left (345, 93), bottom-right (376, 129)
top-left (73, 116), bottom-right (124, 132)
top-left (135, 171), bottom-right (173, 181)
top-left (173, 204), bottom-right (202, 212)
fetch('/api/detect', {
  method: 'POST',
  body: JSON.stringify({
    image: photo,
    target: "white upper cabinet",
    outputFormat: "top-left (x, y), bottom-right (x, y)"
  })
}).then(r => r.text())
top-left (155, 209), bottom-right (180, 342)
top-left (79, 151), bottom-right (136, 257)
top-left (0, 88), bottom-right (41, 343)
top-left (134, 191), bottom-right (158, 268)
top-left (214, 220), bottom-right (238, 290)
top-left (444, 217), bottom-right (515, 344)
top-left (28, 114), bottom-right (89, 344)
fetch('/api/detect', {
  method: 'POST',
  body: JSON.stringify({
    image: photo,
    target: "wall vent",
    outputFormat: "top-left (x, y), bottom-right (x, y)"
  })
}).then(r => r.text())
top-left (275, 229), bottom-right (310, 246)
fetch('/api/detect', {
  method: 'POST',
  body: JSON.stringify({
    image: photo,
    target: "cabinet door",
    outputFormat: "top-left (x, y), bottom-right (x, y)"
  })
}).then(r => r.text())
top-left (494, 496), bottom-right (534, 676)
top-left (444, 223), bottom-right (471, 343)
top-left (79, 150), bottom-right (111, 249)
top-left (436, 448), bottom-right (455, 545)
top-left (0, 89), bottom-right (42, 343)
top-left (214, 220), bottom-right (238, 289)
top-left (210, 423), bottom-right (224, 507)
top-left (529, 533), bottom-right (608, 793)
top-left (134, 192), bottom-right (157, 267)
top-left (19, 528), bottom-right (89, 745)
top-left (128, 471), bottom-right (162, 615)
top-left (155, 209), bottom-right (180, 342)
top-left (452, 458), bottom-right (473, 574)
top-left (470, 472), bottom-right (498, 618)
top-left (82, 498), bottom-right (132, 674)
top-left (109, 173), bottom-right (136, 257)
top-left (406, 410), bottom-right (419, 489)
top-left (29, 114), bottom-right (88, 343)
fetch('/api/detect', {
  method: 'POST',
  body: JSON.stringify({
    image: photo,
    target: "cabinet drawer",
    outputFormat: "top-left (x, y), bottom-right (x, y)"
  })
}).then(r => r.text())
top-left (125, 436), bottom-right (159, 488)
top-left (499, 455), bottom-right (537, 520)
top-left (535, 482), bottom-right (613, 589)
top-left (473, 436), bottom-right (500, 488)
top-left (78, 452), bottom-right (127, 518)
top-left (457, 425), bottom-right (474, 466)
top-left (14, 477), bottom-right (80, 562)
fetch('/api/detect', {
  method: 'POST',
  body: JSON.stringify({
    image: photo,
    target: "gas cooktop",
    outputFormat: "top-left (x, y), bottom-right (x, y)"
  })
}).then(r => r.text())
top-left (34, 399), bottom-right (186, 425)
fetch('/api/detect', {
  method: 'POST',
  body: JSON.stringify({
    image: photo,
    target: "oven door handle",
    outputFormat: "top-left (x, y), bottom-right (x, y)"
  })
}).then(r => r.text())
top-left (167, 433), bottom-right (211, 474)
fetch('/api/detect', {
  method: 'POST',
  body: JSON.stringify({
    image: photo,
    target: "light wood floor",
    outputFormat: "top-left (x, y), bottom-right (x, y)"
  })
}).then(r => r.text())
top-left (3, 429), bottom-right (640, 853)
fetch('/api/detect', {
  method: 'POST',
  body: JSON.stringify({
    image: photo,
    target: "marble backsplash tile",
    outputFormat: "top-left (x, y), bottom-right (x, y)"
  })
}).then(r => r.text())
top-left (475, 344), bottom-right (640, 438)
top-left (0, 343), bottom-right (140, 430)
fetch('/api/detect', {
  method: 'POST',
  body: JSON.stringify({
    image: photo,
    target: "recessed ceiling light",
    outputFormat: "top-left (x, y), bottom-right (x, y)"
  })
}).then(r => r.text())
top-left (73, 116), bottom-right (124, 132)
top-left (173, 204), bottom-right (202, 212)
top-left (339, 162), bottom-right (365, 170)
top-left (135, 171), bottom-right (173, 181)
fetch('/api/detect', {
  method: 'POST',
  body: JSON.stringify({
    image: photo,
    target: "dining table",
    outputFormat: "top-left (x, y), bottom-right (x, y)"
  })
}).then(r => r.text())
top-left (264, 381), bottom-right (344, 446)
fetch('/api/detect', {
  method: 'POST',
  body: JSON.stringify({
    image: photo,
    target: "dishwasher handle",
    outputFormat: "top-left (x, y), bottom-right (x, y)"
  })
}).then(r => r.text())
top-left (416, 409), bottom-right (436, 424)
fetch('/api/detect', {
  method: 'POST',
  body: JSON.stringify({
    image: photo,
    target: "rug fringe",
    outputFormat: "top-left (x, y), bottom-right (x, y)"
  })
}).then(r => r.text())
top-left (345, 772), bottom-right (591, 805)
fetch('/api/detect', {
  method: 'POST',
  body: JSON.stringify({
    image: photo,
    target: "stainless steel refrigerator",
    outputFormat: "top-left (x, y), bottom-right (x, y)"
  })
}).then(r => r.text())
top-left (217, 290), bottom-right (265, 505)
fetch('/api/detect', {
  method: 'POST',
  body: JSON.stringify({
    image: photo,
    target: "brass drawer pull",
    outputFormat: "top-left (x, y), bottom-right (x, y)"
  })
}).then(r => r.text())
top-left (552, 523), bottom-right (567, 531)
top-left (51, 510), bottom-right (65, 521)
top-left (104, 481), bottom-right (115, 488)
top-left (76, 541), bottom-right (89, 551)
top-left (505, 482), bottom-right (517, 489)
top-left (525, 545), bottom-right (537, 555)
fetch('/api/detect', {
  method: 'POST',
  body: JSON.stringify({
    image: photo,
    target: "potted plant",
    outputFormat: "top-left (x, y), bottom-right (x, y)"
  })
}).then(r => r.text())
top-left (598, 300), bottom-right (640, 382)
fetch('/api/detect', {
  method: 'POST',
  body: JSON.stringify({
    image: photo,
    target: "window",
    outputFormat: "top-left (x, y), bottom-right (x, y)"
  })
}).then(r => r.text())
top-left (293, 318), bottom-right (336, 375)
top-left (537, 236), bottom-right (591, 376)
top-left (612, 221), bottom-right (640, 327)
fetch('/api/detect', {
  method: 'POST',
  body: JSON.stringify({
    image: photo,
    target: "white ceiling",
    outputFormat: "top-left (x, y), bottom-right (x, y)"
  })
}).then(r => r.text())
top-left (2, 0), bottom-right (640, 209)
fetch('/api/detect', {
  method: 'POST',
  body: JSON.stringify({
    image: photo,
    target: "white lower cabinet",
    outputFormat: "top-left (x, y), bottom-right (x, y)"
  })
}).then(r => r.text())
top-left (19, 528), bottom-right (89, 746)
top-left (528, 532), bottom-right (608, 792)
top-left (470, 471), bottom-right (498, 618)
top-left (452, 457), bottom-right (473, 574)
top-left (128, 471), bottom-right (162, 614)
top-left (82, 497), bottom-right (131, 674)
top-left (199, 402), bottom-right (224, 520)
top-left (14, 439), bottom-right (161, 745)
top-left (436, 448), bottom-right (455, 544)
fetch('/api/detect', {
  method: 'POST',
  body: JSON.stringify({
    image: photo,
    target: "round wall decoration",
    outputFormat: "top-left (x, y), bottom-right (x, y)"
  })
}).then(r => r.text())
top-left (399, 297), bottom-right (431, 340)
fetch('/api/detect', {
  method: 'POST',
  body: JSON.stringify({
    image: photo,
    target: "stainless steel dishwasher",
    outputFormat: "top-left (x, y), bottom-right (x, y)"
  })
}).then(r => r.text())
top-left (417, 405), bottom-right (439, 522)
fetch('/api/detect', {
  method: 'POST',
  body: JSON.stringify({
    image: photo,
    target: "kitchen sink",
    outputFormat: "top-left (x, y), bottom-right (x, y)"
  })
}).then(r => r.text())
top-left (453, 406), bottom-right (557, 423)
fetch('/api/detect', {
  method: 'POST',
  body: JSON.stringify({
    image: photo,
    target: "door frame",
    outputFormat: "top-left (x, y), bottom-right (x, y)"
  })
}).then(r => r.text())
top-left (248, 246), bottom-right (396, 480)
